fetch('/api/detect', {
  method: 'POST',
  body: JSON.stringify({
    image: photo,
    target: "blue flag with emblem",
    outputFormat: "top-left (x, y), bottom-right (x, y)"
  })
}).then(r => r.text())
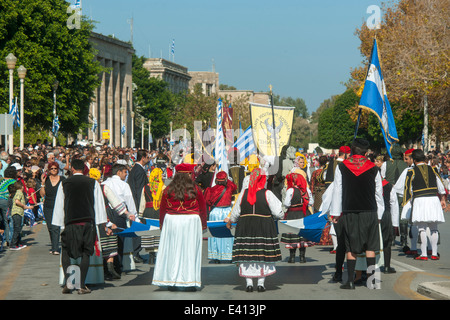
top-left (358, 39), bottom-right (398, 158)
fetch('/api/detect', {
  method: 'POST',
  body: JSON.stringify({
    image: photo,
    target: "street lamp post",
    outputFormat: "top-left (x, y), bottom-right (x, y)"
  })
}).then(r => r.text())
top-left (141, 116), bottom-right (144, 149)
top-left (170, 121), bottom-right (173, 151)
top-left (6, 53), bottom-right (17, 154)
top-left (120, 106), bottom-right (125, 148)
top-left (108, 102), bottom-right (113, 147)
top-left (130, 111), bottom-right (135, 148)
top-left (52, 80), bottom-right (59, 147)
top-left (148, 119), bottom-right (151, 150)
top-left (17, 65), bottom-right (27, 150)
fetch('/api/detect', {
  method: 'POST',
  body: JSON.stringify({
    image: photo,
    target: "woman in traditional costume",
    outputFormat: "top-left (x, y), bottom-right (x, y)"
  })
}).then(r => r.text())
top-left (204, 171), bottom-right (237, 263)
top-left (281, 172), bottom-right (313, 263)
top-left (228, 168), bottom-right (283, 292)
top-left (152, 163), bottom-right (207, 291)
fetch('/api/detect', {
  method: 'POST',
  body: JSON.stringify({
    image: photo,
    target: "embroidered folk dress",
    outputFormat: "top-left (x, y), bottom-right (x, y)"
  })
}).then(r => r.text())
top-left (151, 185), bottom-right (207, 288)
top-left (230, 169), bottom-right (283, 278)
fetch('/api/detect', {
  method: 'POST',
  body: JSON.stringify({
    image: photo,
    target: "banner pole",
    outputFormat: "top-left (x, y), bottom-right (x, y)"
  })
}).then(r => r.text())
top-left (269, 85), bottom-right (278, 156)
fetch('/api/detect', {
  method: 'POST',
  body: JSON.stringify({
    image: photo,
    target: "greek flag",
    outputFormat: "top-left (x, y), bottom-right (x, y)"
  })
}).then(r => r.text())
top-left (358, 39), bottom-right (398, 158)
top-left (52, 115), bottom-right (60, 137)
top-left (121, 125), bottom-right (126, 135)
top-left (73, 0), bottom-right (81, 8)
top-left (171, 39), bottom-right (175, 55)
top-left (214, 98), bottom-right (228, 173)
top-left (37, 203), bottom-right (44, 219)
top-left (92, 117), bottom-right (97, 133)
top-left (9, 97), bottom-right (19, 128)
top-left (232, 126), bottom-right (256, 163)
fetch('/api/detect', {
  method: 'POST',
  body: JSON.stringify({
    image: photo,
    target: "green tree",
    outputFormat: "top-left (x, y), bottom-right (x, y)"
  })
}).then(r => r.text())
top-left (273, 95), bottom-right (308, 118)
top-left (318, 89), bottom-right (358, 149)
top-left (0, 0), bottom-right (104, 139)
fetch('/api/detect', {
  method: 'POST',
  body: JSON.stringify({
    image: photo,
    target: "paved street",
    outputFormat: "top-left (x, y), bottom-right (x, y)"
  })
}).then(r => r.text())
top-left (1, 212), bottom-right (450, 304)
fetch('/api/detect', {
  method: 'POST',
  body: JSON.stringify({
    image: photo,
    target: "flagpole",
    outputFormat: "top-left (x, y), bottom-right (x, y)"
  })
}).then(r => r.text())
top-left (353, 38), bottom-right (376, 143)
top-left (269, 85), bottom-right (278, 156)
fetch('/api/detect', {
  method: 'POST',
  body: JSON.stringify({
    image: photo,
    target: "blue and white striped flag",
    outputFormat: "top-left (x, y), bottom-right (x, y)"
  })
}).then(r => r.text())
top-left (9, 97), bottom-right (19, 128)
top-left (121, 125), bottom-right (126, 135)
top-left (73, 0), bottom-right (81, 8)
top-left (92, 117), bottom-right (97, 133)
top-left (171, 39), bottom-right (175, 55)
top-left (232, 125), bottom-right (256, 163)
top-left (52, 115), bottom-right (60, 137)
top-left (214, 98), bottom-right (228, 173)
top-left (358, 39), bottom-right (398, 158)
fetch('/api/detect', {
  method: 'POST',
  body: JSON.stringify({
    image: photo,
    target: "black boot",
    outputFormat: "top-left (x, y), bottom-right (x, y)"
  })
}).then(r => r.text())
top-left (107, 262), bottom-right (121, 279)
top-left (288, 249), bottom-right (296, 263)
top-left (299, 247), bottom-right (306, 263)
top-left (399, 223), bottom-right (408, 249)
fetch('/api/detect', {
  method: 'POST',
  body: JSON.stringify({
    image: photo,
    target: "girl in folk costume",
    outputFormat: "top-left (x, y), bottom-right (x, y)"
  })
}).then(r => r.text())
top-left (227, 168), bottom-right (283, 292)
top-left (152, 163), bottom-right (207, 291)
top-left (204, 171), bottom-right (237, 263)
top-left (293, 152), bottom-right (310, 183)
top-left (138, 168), bottom-right (165, 264)
top-left (281, 172), bottom-right (314, 263)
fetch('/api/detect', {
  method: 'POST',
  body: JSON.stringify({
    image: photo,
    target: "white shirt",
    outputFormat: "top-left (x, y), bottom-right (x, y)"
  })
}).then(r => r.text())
top-left (52, 173), bottom-right (107, 228)
top-left (392, 165), bottom-right (414, 197)
top-left (284, 187), bottom-right (314, 208)
top-left (102, 175), bottom-right (138, 218)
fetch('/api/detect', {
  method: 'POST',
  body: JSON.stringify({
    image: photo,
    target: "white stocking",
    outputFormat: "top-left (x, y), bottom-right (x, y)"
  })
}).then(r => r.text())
top-left (418, 226), bottom-right (428, 257)
top-left (331, 234), bottom-right (338, 250)
top-left (257, 277), bottom-right (265, 287)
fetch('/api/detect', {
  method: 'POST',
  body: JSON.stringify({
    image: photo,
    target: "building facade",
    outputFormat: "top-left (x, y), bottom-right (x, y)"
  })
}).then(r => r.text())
top-left (143, 58), bottom-right (191, 94)
top-left (188, 71), bottom-right (219, 96)
top-left (87, 32), bottom-right (134, 147)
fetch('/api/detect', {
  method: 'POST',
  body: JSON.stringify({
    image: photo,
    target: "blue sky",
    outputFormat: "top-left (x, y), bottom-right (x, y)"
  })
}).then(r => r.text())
top-left (82, 0), bottom-right (387, 113)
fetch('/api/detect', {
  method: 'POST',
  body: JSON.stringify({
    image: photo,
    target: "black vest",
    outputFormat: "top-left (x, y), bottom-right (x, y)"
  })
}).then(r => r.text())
top-left (411, 164), bottom-right (439, 198)
top-left (385, 160), bottom-right (408, 185)
top-left (382, 181), bottom-right (392, 214)
top-left (323, 159), bottom-right (338, 186)
top-left (62, 174), bottom-right (96, 225)
top-left (240, 189), bottom-right (272, 216)
top-left (339, 163), bottom-right (378, 213)
top-left (289, 188), bottom-right (303, 207)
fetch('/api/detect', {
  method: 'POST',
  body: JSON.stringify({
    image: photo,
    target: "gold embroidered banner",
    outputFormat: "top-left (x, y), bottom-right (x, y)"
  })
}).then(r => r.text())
top-left (249, 103), bottom-right (295, 156)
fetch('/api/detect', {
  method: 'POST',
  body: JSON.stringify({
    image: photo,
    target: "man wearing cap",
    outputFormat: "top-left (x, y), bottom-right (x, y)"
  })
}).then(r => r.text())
top-left (330, 138), bottom-right (384, 289)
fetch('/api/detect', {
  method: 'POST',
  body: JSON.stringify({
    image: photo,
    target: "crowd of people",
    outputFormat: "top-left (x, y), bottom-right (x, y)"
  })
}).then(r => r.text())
top-left (0, 138), bottom-right (449, 294)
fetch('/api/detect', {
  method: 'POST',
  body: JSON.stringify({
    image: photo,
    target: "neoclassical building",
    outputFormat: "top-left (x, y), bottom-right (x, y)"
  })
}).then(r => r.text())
top-left (143, 58), bottom-right (191, 94)
top-left (86, 32), bottom-right (134, 147)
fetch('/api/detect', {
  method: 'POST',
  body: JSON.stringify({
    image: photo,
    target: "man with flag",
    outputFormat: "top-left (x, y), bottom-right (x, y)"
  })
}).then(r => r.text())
top-left (330, 138), bottom-right (385, 289)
